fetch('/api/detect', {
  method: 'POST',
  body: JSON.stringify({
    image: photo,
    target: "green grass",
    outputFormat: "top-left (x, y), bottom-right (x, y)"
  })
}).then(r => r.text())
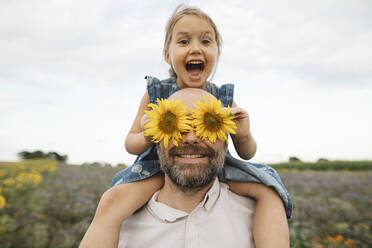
top-left (270, 160), bottom-right (372, 171)
top-left (1, 161), bottom-right (372, 247)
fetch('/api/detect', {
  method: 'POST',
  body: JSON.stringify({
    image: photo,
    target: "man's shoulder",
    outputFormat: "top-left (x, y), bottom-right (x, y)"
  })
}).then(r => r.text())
top-left (219, 182), bottom-right (256, 211)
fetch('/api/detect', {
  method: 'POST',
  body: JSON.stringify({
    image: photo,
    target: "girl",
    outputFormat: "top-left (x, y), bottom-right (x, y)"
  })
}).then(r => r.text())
top-left (80, 5), bottom-right (291, 248)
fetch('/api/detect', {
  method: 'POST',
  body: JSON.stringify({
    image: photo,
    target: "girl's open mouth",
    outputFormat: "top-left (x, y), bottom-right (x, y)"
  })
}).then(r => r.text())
top-left (186, 61), bottom-right (204, 82)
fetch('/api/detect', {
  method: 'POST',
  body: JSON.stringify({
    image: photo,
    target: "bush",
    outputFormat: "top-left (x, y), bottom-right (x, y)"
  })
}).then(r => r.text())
top-left (289, 156), bottom-right (302, 163)
top-left (18, 151), bottom-right (68, 163)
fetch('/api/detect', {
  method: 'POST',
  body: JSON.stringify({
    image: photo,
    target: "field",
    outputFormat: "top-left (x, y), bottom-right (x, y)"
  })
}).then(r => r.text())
top-left (1, 159), bottom-right (371, 248)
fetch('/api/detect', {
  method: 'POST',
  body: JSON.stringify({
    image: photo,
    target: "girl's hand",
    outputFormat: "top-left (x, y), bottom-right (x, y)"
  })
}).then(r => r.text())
top-left (229, 106), bottom-right (257, 160)
top-left (140, 113), bottom-right (152, 143)
top-left (230, 107), bottom-right (252, 139)
top-left (140, 113), bottom-right (150, 131)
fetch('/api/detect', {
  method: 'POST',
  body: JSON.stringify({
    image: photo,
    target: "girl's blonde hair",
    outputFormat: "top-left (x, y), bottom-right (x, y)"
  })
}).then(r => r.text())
top-left (163, 5), bottom-right (223, 77)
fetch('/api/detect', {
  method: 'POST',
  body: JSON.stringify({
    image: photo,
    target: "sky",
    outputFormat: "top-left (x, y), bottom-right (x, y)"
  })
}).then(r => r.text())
top-left (1, 0), bottom-right (371, 165)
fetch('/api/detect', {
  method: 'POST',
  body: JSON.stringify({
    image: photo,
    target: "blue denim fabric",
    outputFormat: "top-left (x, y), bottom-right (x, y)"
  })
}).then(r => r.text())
top-left (221, 153), bottom-right (292, 218)
top-left (111, 144), bottom-right (160, 186)
top-left (111, 76), bottom-right (293, 218)
top-left (146, 76), bottom-right (234, 107)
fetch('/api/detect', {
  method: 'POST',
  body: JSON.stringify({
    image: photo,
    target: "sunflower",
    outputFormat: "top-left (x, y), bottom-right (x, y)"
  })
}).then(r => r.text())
top-left (144, 98), bottom-right (192, 148)
top-left (192, 95), bottom-right (237, 143)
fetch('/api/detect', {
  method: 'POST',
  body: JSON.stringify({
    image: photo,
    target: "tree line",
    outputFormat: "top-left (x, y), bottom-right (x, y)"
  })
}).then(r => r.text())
top-left (18, 150), bottom-right (68, 163)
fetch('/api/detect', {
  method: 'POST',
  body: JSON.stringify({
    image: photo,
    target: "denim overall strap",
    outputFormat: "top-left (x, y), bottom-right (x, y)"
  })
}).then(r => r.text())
top-left (218, 83), bottom-right (234, 107)
top-left (204, 82), bottom-right (234, 107)
top-left (146, 76), bottom-right (234, 106)
top-left (146, 76), bottom-right (179, 104)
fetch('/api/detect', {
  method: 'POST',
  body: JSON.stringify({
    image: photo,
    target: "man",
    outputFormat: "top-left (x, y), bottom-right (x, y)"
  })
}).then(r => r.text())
top-left (118, 88), bottom-right (256, 247)
top-left (80, 88), bottom-right (289, 248)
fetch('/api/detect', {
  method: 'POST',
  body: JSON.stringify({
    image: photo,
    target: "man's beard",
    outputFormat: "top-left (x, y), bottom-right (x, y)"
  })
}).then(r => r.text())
top-left (157, 143), bottom-right (226, 192)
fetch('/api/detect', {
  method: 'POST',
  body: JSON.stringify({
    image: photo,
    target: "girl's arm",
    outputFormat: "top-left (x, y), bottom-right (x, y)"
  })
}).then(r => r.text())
top-left (79, 174), bottom-right (164, 248)
top-left (125, 92), bottom-right (153, 155)
top-left (227, 181), bottom-right (289, 248)
top-left (230, 101), bottom-right (257, 160)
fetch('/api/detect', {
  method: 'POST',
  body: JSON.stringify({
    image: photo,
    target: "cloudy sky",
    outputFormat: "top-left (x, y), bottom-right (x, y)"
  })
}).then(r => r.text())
top-left (1, 0), bottom-right (371, 165)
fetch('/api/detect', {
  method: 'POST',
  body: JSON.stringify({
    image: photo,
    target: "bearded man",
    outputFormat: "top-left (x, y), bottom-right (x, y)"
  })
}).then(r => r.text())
top-left (117, 88), bottom-right (257, 247)
top-left (80, 88), bottom-right (289, 248)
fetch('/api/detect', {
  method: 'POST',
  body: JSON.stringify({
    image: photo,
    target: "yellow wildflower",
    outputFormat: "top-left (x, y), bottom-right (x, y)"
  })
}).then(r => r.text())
top-left (0, 195), bottom-right (6, 209)
top-left (3, 178), bottom-right (15, 187)
top-left (30, 173), bottom-right (42, 185)
top-left (16, 183), bottom-right (23, 189)
top-left (47, 164), bottom-right (57, 172)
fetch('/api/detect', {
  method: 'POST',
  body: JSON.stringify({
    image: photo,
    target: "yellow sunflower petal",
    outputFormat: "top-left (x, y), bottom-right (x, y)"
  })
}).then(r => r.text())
top-left (192, 95), bottom-right (237, 143)
top-left (144, 98), bottom-right (192, 147)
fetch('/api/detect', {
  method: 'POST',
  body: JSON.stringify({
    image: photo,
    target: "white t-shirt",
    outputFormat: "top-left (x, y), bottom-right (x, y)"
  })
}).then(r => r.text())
top-left (118, 179), bottom-right (256, 248)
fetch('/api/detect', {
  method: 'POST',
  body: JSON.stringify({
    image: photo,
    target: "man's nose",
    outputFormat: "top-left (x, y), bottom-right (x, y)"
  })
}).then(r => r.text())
top-left (181, 131), bottom-right (201, 145)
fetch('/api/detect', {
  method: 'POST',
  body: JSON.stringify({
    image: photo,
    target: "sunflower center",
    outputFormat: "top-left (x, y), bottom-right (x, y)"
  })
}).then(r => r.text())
top-left (159, 111), bottom-right (177, 133)
top-left (204, 112), bottom-right (222, 131)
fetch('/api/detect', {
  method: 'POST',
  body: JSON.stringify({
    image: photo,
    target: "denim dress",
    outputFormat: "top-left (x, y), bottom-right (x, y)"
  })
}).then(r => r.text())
top-left (111, 76), bottom-right (293, 218)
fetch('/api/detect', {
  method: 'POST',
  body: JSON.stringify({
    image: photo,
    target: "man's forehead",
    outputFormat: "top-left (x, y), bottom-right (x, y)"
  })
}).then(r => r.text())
top-left (168, 88), bottom-right (214, 109)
